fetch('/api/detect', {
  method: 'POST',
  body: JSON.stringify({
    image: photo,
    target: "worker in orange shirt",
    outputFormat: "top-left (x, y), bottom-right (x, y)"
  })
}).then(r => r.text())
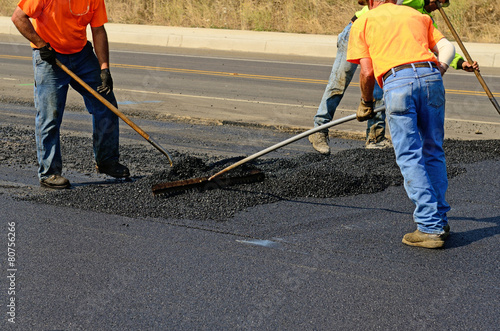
top-left (346, 0), bottom-right (476, 248)
top-left (11, 0), bottom-right (130, 189)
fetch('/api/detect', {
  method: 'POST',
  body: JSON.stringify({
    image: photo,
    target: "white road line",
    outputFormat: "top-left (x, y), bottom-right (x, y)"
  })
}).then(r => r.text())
top-left (116, 88), bottom-right (316, 108)
top-left (116, 88), bottom-right (500, 126)
top-left (444, 118), bottom-right (500, 125)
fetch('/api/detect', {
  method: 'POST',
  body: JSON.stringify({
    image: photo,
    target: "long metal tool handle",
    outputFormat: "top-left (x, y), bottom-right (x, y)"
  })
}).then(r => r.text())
top-left (208, 106), bottom-right (385, 181)
top-left (55, 59), bottom-right (174, 166)
top-left (437, 3), bottom-right (500, 115)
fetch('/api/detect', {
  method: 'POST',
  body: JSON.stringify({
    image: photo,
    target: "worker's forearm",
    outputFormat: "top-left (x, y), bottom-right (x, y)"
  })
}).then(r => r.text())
top-left (11, 7), bottom-right (45, 48)
top-left (359, 73), bottom-right (375, 101)
top-left (358, 58), bottom-right (376, 101)
top-left (91, 26), bottom-right (110, 69)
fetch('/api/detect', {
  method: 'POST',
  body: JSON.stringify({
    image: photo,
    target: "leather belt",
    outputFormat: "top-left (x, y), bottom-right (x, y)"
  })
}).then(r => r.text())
top-left (383, 62), bottom-right (438, 81)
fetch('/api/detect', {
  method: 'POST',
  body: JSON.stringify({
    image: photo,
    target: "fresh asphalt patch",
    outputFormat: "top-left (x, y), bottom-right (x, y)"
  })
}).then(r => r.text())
top-left (1, 123), bottom-right (498, 224)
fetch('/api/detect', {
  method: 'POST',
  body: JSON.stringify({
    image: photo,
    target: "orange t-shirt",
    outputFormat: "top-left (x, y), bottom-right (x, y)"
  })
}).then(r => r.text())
top-left (17, 0), bottom-right (108, 54)
top-left (347, 3), bottom-right (444, 87)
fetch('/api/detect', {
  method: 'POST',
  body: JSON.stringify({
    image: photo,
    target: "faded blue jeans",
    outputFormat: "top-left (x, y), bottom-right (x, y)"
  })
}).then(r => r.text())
top-left (313, 21), bottom-right (385, 141)
top-left (383, 62), bottom-right (450, 234)
top-left (33, 42), bottom-right (119, 180)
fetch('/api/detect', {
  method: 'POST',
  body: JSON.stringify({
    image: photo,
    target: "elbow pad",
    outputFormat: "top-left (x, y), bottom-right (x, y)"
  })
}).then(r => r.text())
top-left (435, 38), bottom-right (456, 67)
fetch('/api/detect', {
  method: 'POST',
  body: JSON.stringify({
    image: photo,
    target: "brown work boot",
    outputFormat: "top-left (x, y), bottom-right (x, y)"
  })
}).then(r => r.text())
top-left (402, 229), bottom-right (448, 249)
top-left (40, 174), bottom-right (71, 189)
top-left (96, 160), bottom-right (130, 178)
top-left (308, 132), bottom-right (330, 155)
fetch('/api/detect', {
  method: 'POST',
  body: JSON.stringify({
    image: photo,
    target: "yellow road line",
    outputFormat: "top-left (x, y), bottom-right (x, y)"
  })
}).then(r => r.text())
top-left (115, 63), bottom-right (326, 84)
top-left (2, 54), bottom-right (499, 97)
top-left (0, 55), bottom-right (28, 60)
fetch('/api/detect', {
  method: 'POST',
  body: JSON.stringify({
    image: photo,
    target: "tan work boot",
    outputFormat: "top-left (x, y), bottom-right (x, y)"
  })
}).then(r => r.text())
top-left (40, 174), bottom-right (71, 189)
top-left (402, 229), bottom-right (448, 249)
top-left (308, 132), bottom-right (330, 155)
top-left (366, 137), bottom-right (393, 149)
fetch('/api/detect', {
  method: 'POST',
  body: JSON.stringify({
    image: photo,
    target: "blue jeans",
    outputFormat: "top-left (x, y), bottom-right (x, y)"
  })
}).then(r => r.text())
top-left (383, 63), bottom-right (450, 234)
top-left (313, 22), bottom-right (385, 141)
top-left (33, 42), bottom-right (120, 180)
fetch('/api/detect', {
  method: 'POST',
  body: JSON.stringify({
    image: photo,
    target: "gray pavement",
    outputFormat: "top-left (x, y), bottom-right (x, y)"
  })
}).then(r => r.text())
top-left (1, 159), bottom-right (498, 330)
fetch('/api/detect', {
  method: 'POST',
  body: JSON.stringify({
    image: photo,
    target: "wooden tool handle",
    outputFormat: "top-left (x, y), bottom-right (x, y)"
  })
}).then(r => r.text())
top-left (56, 59), bottom-right (173, 166)
top-left (209, 107), bottom-right (385, 181)
top-left (56, 59), bottom-right (151, 139)
top-left (437, 4), bottom-right (500, 115)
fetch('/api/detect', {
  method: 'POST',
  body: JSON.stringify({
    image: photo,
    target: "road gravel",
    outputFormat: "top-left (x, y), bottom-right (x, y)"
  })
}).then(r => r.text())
top-left (1, 121), bottom-right (497, 223)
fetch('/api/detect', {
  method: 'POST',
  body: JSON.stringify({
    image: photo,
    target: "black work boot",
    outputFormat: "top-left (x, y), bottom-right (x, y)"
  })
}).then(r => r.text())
top-left (96, 160), bottom-right (130, 178)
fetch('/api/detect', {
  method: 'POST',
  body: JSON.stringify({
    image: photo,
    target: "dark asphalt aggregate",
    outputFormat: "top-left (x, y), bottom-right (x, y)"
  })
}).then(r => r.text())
top-left (3, 123), bottom-right (496, 222)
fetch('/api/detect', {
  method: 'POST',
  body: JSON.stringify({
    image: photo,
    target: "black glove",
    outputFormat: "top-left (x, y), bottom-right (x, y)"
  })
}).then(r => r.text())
top-left (356, 98), bottom-right (375, 122)
top-left (39, 43), bottom-right (57, 65)
top-left (97, 68), bottom-right (113, 95)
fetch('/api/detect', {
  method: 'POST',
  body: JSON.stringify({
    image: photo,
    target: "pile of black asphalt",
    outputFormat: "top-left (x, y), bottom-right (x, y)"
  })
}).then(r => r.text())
top-left (1, 124), bottom-right (499, 221)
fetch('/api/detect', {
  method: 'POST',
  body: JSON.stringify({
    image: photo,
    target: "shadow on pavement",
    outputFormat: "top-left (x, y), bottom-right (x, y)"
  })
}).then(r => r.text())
top-left (446, 215), bottom-right (500, 248)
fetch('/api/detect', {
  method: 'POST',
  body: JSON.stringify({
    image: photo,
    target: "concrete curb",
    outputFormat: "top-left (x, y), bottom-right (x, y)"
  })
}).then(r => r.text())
top-left (104, 23), bottom-right (338, 58)
top-left (2, 16), bottom-right (500, 67)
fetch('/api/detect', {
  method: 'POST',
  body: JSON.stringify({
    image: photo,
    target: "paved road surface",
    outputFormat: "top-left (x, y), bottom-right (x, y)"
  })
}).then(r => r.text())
top-left (0, 37), bottom-right (499, 330)
top-left (1, 34), bottom-right (499, 140)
